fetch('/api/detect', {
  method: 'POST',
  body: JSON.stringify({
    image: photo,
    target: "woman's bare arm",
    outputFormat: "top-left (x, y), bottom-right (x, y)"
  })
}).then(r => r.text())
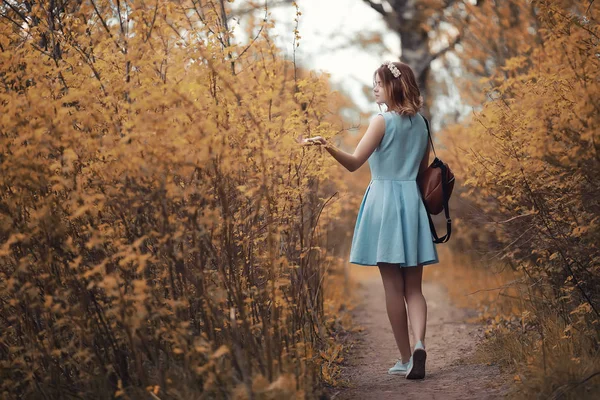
top-left (324, 115), bottom-right (386, 172)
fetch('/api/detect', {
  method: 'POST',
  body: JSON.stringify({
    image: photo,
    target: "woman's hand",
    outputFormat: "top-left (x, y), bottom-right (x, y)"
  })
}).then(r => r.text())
top-left (300, 136), bottom-right (327, 146)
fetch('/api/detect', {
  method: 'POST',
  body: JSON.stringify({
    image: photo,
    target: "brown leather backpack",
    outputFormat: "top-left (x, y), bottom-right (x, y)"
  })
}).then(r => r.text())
top-left (417, 116), bottom-right (455, 243)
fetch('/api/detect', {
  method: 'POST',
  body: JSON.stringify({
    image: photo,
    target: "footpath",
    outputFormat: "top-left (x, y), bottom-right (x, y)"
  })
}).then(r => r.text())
top-left (333, 272), bottom-right (510, 400)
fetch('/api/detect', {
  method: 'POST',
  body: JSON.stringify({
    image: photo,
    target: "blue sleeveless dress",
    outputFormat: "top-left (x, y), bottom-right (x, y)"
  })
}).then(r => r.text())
top-left (349, 111), bottom-right (439, 267)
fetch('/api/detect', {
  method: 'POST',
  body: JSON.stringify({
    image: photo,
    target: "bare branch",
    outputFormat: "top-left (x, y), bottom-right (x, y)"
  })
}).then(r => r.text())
top-left (362, 0), bottom-right (386, 16)
top-left (236, 5), bottom-right (268, 61)
top-left (586, 0), bottom-right (595, 14)
top-left (2, 0), bottom-right (28, 22)
top-left (89, 0), bottom-right (114, 40)
top-left (144, 0), bottom-right (159, 43)
top-left (427, 33), bottom-right (462, 64)
top-left (492, 211), bottom-right (537, 225)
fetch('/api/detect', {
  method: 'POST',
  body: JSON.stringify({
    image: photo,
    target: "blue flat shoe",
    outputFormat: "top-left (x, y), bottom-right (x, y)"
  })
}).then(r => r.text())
top-left (388, 359), bottom-right (410, 375)
top-left (406, 341), bottom-right (427, 379)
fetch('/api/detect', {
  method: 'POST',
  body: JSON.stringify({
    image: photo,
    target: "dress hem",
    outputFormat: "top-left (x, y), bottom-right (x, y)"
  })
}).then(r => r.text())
top-left (348, 258), bottom-right (440, 267)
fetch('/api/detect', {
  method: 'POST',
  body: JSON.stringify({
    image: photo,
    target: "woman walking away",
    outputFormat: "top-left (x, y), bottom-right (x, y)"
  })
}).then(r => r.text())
top-left (300, 61), bottom-right (439, 380)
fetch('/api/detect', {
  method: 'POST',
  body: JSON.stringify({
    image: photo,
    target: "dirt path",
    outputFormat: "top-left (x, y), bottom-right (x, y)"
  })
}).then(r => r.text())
top-left (333, 273), bottom-right (509, 400)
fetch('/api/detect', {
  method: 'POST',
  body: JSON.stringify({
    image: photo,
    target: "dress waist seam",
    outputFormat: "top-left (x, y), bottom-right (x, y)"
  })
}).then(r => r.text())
top-left (371, 177), bottom-right (416, 181)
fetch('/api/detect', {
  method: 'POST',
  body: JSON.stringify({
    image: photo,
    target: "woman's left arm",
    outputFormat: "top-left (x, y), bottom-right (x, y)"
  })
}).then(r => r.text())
top-left (324, 115), bottom-right (385, 172)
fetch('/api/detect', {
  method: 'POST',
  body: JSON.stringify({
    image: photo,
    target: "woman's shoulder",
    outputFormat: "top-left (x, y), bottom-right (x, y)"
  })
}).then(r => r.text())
top-left (373, 111), bottom-right (426, 130)
top-left (380, 110), bottom-right (422, 118)
top-left (373, 111), bottom-right (394, 127)
top-left (377, 111), bottom-right (423, 123)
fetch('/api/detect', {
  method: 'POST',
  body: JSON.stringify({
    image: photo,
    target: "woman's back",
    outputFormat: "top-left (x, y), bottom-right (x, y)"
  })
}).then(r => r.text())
top-left (368, 111), bottom-right (428, 181)
top-left (349, 110), bottom-right (438, 267)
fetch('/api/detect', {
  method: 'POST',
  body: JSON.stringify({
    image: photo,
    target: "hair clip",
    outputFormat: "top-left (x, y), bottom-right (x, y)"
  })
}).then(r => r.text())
top-left (385, 61), bottom-right (401, 78)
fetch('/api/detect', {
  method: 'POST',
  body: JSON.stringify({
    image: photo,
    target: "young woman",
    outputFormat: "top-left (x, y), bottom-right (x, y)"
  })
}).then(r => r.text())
top-left (301, 61), bottom-right (439, 379)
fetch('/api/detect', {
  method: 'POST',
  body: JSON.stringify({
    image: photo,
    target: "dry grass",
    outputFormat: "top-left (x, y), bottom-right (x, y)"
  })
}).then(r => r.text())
top-left (431, 247), bottom-right (600, 399)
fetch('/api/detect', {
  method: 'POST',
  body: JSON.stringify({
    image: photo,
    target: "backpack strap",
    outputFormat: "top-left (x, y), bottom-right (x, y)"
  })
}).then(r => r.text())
top-left (422, 114), bottom-right (438, 159)
top-left (421, 115), bottom-right (452, 244)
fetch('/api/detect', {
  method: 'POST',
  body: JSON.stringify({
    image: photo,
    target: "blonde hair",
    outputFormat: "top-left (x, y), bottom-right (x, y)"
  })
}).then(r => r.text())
top-left (374, 61), bottom-right (423, 116)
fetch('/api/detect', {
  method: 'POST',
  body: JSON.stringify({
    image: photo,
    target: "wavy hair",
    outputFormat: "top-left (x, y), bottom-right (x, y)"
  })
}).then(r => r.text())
top-left (374, 62), bottom-right (423, 116)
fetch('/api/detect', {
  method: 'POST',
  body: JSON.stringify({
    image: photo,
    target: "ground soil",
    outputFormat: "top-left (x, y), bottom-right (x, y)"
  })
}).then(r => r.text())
top-left (331, 272), bottom-right (511, 400)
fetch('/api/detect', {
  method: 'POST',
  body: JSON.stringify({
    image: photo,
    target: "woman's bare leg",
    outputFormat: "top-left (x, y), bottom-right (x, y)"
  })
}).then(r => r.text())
top-left (403, 264), bottom-right (427, 346)
top-left (378, 262), bottom-right (411, 363)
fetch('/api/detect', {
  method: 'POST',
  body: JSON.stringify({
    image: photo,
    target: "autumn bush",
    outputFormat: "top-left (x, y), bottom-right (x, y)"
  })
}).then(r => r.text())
top-left (439, 0), bottom-right (600, 397)
top-left (0, 1), bottom-right (356, 398)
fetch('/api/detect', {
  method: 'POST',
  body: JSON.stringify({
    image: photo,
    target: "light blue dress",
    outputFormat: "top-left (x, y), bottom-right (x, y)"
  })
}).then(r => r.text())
top-left (349, 111), bottom-right (439, 267)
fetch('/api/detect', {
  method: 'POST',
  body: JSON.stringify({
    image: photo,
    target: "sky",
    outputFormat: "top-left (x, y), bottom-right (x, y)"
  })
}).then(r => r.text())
top-left (232, 0), bottom-right (401, 117)
top-left (230, 0), bottom-right (466, 131)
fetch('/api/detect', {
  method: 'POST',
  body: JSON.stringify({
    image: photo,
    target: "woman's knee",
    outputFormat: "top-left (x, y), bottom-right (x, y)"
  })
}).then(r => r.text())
top-left (404, 285), bottom-right (423, 300)
top-left (402, 265), bottom-right (423, 296)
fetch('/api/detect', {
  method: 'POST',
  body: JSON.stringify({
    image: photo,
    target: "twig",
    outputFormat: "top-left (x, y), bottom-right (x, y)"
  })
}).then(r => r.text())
top-left (466, 279), bottom-right (522, 296)
top-left (549, 370), bottom-right (600, 400)
top-left (491, 211), bottom-right (537, 224)
top-left (236, 3), bottom-right (268, 60)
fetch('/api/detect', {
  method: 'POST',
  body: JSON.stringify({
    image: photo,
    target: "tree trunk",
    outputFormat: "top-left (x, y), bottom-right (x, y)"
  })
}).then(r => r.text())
top-left (363, 0), bottom-right (432, 114)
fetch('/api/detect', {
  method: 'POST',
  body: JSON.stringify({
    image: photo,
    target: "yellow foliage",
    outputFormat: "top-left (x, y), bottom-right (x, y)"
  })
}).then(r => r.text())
top-left (0, 1), bottom-right (356, 398)
top-left (438, 1), bottom-right (600, 397)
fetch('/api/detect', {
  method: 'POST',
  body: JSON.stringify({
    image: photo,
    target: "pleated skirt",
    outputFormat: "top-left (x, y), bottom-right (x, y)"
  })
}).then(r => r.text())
top-left (349, 179), bottom-right (439, 267)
